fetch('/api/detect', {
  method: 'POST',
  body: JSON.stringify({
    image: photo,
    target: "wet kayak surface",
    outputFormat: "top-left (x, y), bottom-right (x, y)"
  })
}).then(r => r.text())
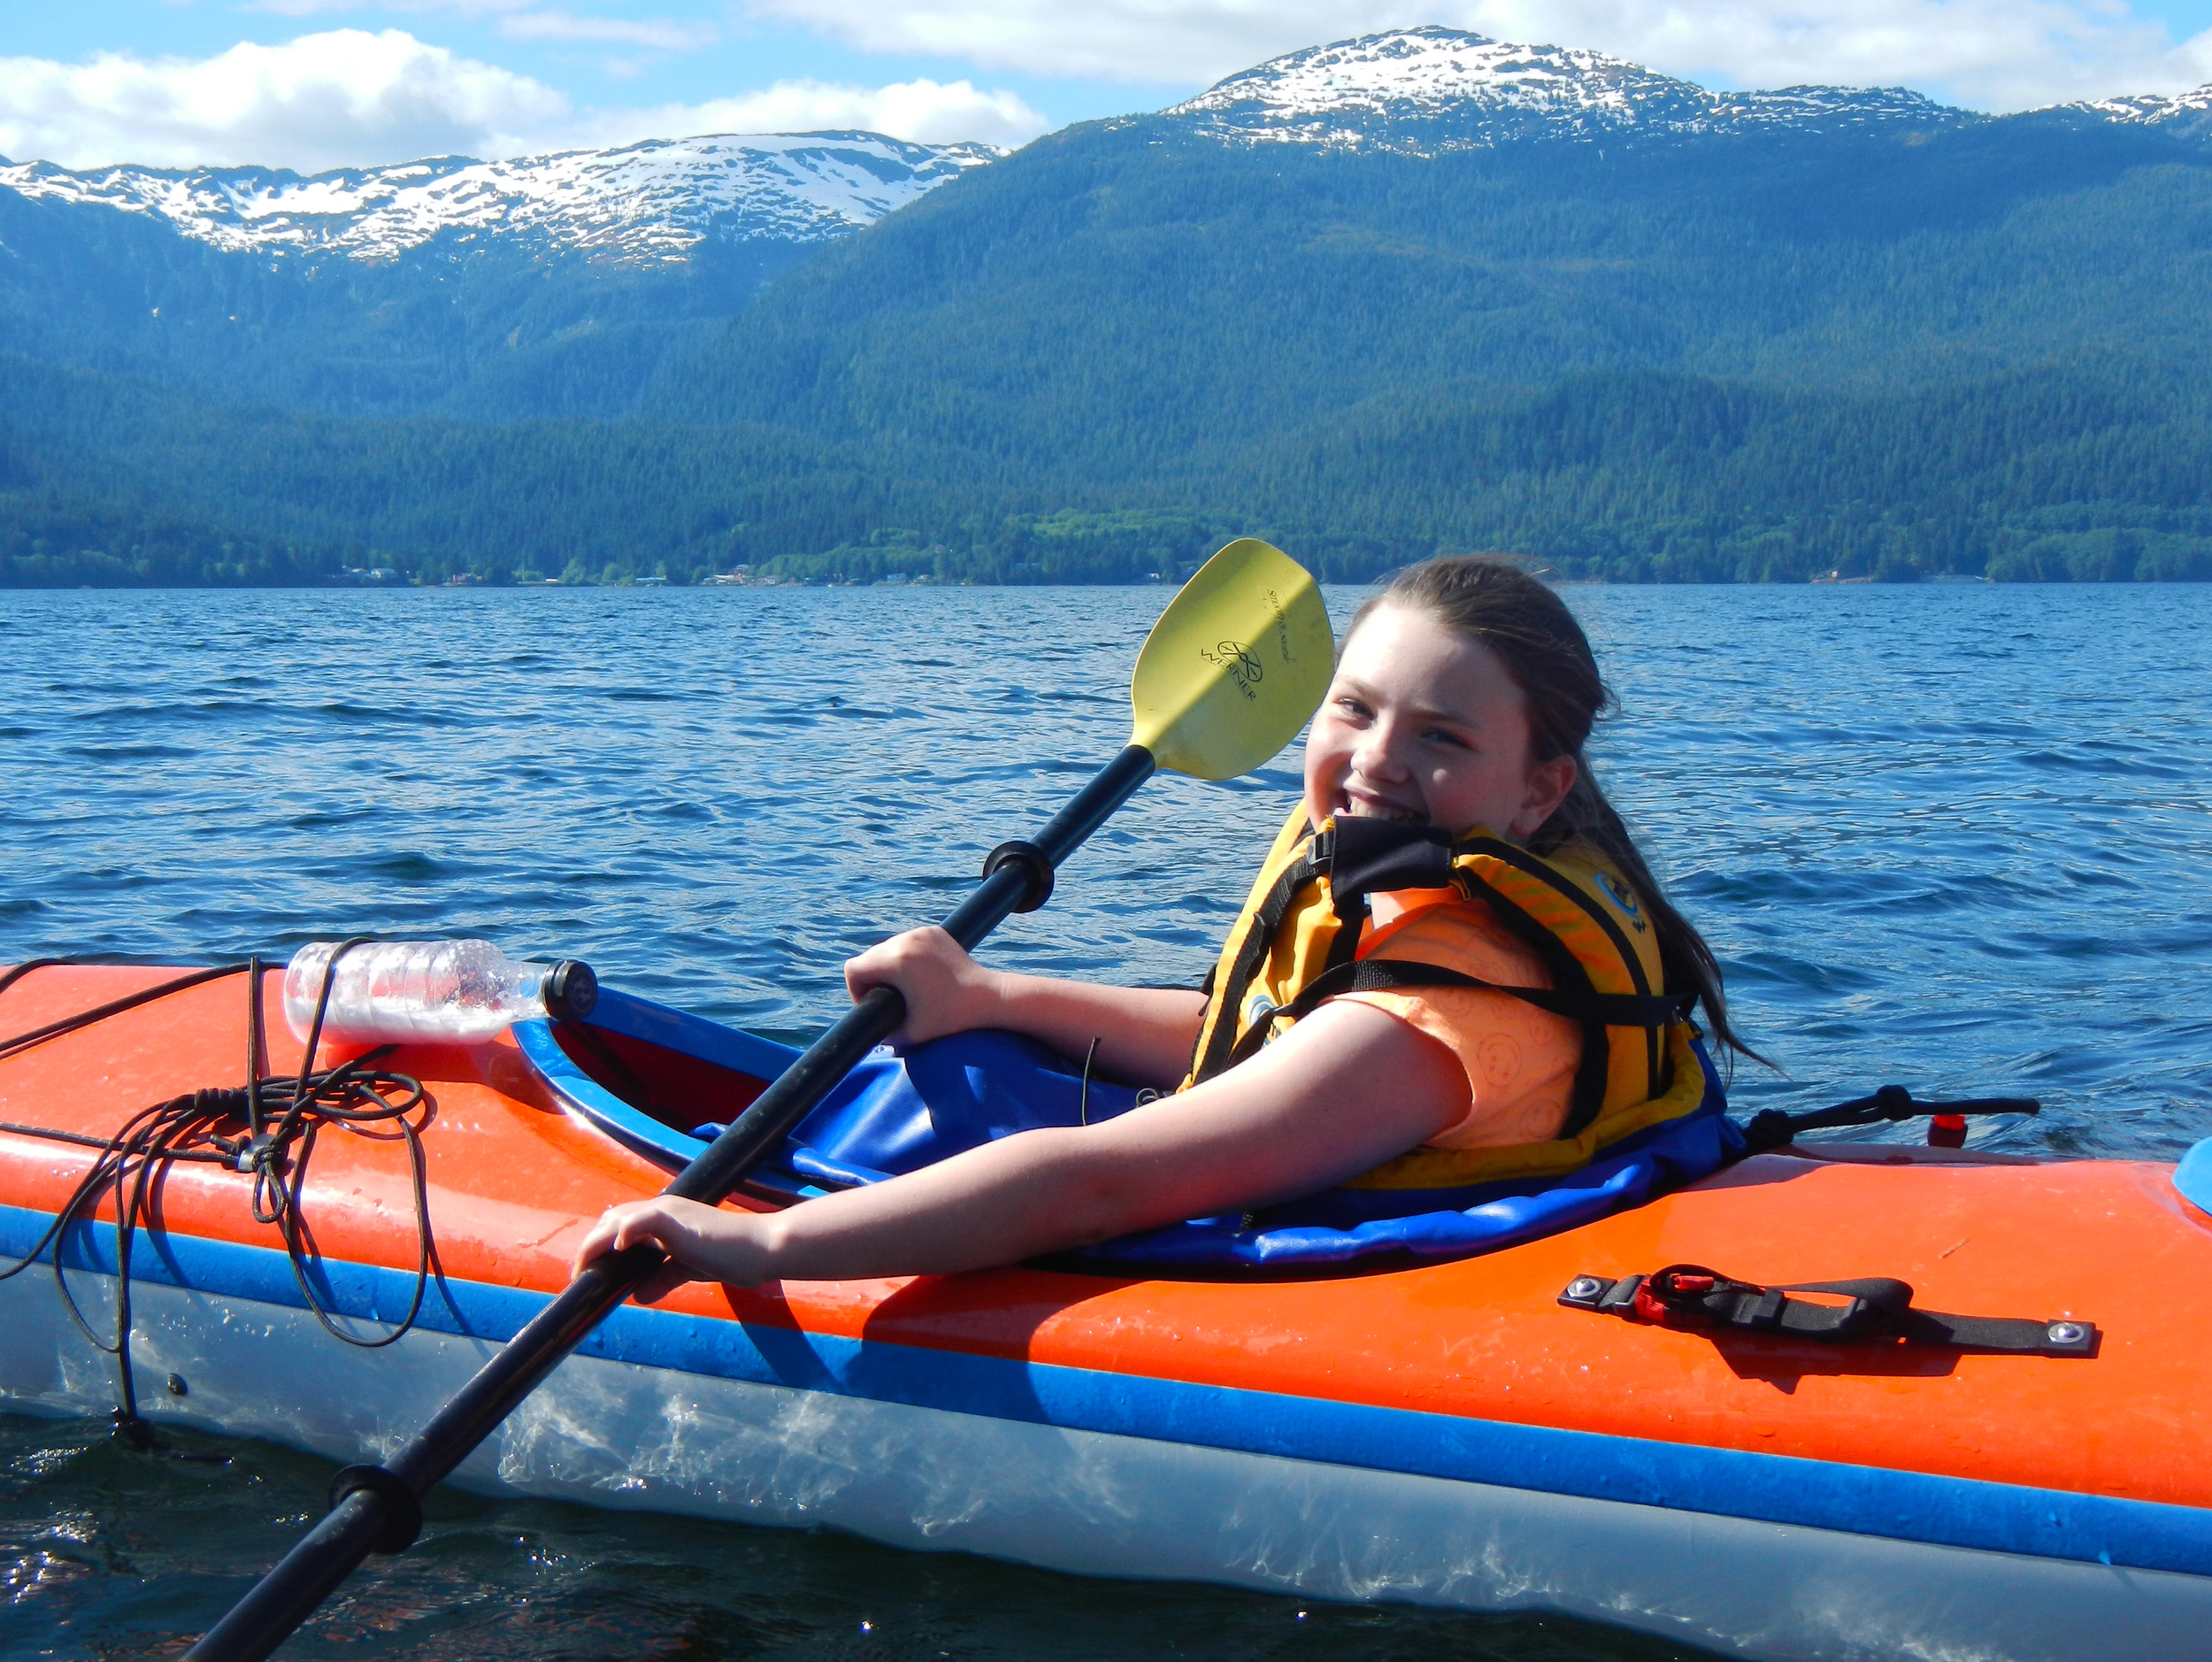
top-left (0, 1413), bottom-right (1709, 1660)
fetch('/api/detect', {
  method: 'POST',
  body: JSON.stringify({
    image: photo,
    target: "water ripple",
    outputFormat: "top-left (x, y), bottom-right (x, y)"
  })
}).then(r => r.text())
top-left (4, 583), bottom-right (2206, 1162)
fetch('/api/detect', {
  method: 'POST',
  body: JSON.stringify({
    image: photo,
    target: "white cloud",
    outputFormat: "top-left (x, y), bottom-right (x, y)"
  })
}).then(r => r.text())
top-left (242, 0), bottom-right (539, 17)
top-left (570, 76), bottom-right (1048, 147)
top-left (234, 3), bottom-right (724, 81)
top-left (0, 29), bottom-right (568, 170)
top-left (1509, 0), bottom-right (2212, 110)
top-left (497, 12), bottom-right (720, 51)
top-left (0, 30), bottom-right (1043, 171)
top-left (742, 0), bottom-right (2212, 111)
top-left (240, 0), bottom-right (388, 14)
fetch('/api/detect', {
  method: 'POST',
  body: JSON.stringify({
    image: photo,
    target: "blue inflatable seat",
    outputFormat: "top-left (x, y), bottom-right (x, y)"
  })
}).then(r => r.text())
top-left (696, 1029), bottom-right (1740, 1273)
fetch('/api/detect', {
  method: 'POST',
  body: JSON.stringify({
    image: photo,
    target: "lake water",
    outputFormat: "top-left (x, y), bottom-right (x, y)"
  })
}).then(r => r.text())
top-left (3, 581), bottom-right (2208, 1658)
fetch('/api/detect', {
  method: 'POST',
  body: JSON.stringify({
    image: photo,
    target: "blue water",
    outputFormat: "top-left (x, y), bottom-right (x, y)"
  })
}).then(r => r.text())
top-left (3, 581), bottom-right (2208, 1656)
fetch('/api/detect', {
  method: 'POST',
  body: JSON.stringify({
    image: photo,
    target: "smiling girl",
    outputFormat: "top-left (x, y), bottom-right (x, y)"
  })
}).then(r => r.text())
top-left (575, 557), bottom-right (1752, 1295)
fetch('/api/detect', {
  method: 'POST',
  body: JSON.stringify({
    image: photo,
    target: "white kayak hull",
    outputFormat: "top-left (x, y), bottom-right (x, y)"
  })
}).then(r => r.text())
top-left (7, 1262), bottom-right (2208, 1662)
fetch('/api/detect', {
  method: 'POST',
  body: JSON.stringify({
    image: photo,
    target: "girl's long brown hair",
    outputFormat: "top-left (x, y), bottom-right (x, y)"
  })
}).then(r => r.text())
top-left (1350, 557), bottom-right (1763, 1067)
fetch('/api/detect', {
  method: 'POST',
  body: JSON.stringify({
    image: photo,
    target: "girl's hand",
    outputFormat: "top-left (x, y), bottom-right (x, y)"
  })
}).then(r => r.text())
top-left (572, 1196), bottom-right (772, 1301)
top-left (844, 926), bottom-right (1002, 1045)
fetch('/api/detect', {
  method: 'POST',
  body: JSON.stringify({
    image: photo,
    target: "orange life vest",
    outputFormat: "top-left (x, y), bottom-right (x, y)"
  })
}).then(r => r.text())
top-left (1181, 805), bottom-right (1710, 1188)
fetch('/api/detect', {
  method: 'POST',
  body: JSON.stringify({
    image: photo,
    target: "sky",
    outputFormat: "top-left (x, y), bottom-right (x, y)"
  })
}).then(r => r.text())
top-left (4, 0), bottom-right (2210, 173)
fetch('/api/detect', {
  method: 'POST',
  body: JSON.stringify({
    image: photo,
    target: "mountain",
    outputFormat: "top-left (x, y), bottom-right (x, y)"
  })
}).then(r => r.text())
top-left (1167, 27), bottom-right (1976, 151)
top-left (5, 27), bottom-right (2212, 589)
top-left (0, 132), bottom-right (996, 419)
top-left (649, 34), bottom-right (2212, 456)
top-left (0, 133), bottom-right (997, 264)
top-left (2070, 84), bottom-right (2212, 136)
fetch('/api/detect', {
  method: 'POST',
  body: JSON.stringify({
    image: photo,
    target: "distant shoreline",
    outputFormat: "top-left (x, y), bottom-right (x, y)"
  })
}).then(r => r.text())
top-left (24, 571), bottom-right (2212, 593)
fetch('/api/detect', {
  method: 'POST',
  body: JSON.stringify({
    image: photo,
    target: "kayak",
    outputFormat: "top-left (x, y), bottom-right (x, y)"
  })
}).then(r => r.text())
top-left (4, 962), bottom-right (2211, 1661)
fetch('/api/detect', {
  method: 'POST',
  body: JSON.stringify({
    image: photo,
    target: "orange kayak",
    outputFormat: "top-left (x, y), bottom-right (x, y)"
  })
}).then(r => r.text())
top-left (4, 962), bottom-right (2210, 1660)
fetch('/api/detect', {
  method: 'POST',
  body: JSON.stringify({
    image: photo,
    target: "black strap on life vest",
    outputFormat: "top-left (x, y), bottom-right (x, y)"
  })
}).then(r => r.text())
top-left (1259, 961), bottom-right (1695, 1032)
top-left (1557, 1263), bottom-right (2098, 1357)
top-left (1190, 817), bottom-right (1455, 1088)
top-left (1455, 833), bottom-right (1672, 1116)
top-left (1187, 831), bottom-right (1328, 1085)
top-left (1220, 958), bottom-right (1694, 1139)
top-left (1189, 819), bottom-right (1691, 1137)
top-left (1335, 819), bottom-right (1676, 1130)
top-left (1326, 815), bottom-right (1456, 895)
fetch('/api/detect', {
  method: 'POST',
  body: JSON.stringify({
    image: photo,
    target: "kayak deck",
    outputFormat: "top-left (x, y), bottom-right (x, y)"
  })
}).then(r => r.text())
top-left (3, 963), bottom-right (2207, 1515)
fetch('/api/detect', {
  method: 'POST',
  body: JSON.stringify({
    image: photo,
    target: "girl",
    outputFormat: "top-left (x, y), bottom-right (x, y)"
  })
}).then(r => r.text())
top-left (574, 558), bottom-right (1751, 1296)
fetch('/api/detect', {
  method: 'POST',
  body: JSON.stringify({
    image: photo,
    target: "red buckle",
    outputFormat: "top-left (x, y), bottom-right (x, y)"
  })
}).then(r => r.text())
top-left (1633, 1268), bottom-right (1724, 1325)
top-left (1633, 1281), bottom-right (1688, 1323)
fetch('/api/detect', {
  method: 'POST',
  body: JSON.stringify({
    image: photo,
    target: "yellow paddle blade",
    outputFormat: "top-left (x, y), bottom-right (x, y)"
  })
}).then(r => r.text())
top-left (1129, 538), bottom-right (1335, 781)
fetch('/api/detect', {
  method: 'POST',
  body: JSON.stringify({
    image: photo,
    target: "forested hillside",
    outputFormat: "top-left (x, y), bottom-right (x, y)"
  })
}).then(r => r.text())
top-left (5, 30), bottom-right (2211, 588)
top-left (650, 114), bottom-right (2212, 451)
top-left (0, 134), bottom-right (993, 423)
top-left (12, 345), bottom-right (2208, 588)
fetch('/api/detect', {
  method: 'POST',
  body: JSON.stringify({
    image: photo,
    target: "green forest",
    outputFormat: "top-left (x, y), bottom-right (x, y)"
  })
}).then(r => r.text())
top-left (8, 350), bottom-right (2208, 589)
top-left (5, 112), bottom-right (2210, 588)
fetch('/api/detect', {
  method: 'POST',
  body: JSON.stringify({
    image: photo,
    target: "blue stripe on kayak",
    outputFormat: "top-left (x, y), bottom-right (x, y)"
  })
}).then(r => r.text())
top-left (6, 1200), bottom-right (2208, 1580)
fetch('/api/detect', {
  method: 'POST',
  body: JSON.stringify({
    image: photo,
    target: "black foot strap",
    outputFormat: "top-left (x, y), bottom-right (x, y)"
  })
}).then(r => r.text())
top-left (1738, 1084), bottom-right (2039, 1156)
top-left (1557, 1263), bottom-right (2097, 1357)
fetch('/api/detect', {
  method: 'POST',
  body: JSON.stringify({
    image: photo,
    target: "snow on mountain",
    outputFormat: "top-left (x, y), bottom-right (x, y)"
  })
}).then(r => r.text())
top-left (2070, 84), bottom-right (2212, 135)
top-left (0, 132), bottom-right (1001, 265)
top-left (5, 30), bottom-right (2200, 276)
top-left (1706, 86), bottom-right (1968, 132)
top-left (1172, 28), bottom-right (1710, 137)
top-left (1167, 27), bottom-right (1974, 151)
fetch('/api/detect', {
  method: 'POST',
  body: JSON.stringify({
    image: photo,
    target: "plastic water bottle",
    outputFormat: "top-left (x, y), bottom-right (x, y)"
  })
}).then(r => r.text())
top-left (282, 939), bottom-right (597, 1047)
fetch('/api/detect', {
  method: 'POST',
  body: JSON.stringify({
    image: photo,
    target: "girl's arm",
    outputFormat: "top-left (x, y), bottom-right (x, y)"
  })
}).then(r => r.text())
top-left (573, 999), bottom-right (1467, 1295)
top-left (844, 926), bottom-right (1205, 1087)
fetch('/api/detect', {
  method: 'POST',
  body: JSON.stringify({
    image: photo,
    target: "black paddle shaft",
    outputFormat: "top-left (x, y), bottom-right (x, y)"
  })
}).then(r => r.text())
top-left (186, 744), bottom-right (1158, 1662)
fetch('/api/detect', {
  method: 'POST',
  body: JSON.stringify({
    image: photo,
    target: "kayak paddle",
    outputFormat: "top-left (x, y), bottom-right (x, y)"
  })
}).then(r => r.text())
top-left (185, 535), bottom-right (1335, 1660)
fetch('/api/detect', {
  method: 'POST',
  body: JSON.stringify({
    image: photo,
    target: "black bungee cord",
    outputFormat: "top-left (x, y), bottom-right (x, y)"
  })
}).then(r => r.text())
top-left (0, 959), bottom-right (254, 1065)
top-left (0, 944), bottom-right (436, 1449)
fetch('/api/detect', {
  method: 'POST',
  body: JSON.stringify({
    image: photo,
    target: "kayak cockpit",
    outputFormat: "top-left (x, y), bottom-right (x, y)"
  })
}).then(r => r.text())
top-left (514, 990), bottom-right (802, 1180)
top-left (512, 984), bottom-right (1742, 1277)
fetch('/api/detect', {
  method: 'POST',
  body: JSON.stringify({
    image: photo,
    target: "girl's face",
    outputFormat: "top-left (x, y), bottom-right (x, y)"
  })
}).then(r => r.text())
top-left (1303, 603), bottom-right (1578, 841)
